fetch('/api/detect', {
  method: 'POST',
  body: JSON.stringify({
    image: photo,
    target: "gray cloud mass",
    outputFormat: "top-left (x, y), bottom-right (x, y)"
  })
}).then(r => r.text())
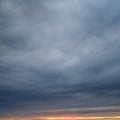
top-left (0, 0), bottom-right (120, 116)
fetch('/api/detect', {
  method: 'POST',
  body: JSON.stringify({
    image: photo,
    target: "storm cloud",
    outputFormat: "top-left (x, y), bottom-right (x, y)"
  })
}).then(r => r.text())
top-left (0, 0), bottom-right (120, 116)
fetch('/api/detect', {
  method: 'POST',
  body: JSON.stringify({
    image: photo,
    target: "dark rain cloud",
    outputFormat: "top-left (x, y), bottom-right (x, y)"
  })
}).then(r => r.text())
top-left (0, 0), bottom-right (120, 116)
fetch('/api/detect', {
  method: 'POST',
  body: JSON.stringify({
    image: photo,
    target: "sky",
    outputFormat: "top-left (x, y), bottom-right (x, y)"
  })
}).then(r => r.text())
top-left (0, 0), bottom-right (120, 119)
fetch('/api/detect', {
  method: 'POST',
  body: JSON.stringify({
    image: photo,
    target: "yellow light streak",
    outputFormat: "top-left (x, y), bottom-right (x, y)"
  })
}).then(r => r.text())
top-left (1, 116), bottom-right (120, 120)
top-left (47, 116), bottom-right (120, 120)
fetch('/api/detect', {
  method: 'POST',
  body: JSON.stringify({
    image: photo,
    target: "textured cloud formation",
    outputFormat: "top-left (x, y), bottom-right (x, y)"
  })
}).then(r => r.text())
top-left (0, 0), bottom-right (120, 116)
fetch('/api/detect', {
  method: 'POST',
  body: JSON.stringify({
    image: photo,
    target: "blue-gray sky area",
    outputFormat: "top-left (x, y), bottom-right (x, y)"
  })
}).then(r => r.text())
top-left (0, 0), bottom-right (120, 117)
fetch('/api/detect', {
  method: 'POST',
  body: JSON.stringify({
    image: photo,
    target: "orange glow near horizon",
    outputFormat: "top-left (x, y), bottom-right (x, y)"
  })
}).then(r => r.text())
top-left (46, 116), bottom-right (120, 120)
top-left (0, 116), bottom-right (120, 120)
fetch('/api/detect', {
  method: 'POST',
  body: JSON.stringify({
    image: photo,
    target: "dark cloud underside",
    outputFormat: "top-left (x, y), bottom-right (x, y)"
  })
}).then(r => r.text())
top-left (0, 0), bottom-right (120, 116)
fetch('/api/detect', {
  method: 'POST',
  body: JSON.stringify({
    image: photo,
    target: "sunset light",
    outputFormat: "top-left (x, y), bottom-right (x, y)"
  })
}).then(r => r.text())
top-left (46, 116), bottom-right (120, 120)
top-left (1, 116), bottom-right (120, 120)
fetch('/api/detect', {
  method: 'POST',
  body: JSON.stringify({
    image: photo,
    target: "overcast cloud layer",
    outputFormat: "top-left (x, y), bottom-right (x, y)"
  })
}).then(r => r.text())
top-left (0, 0), bottom-right (120, 116)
